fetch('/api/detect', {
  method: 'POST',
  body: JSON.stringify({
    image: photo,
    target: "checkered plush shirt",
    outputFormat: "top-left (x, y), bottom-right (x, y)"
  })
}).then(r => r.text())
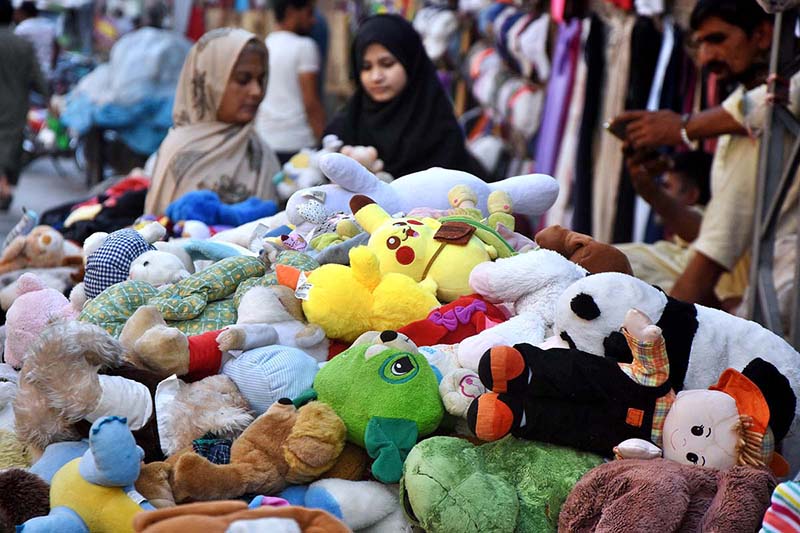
top-left (619, 328), bottom-right (676, 447)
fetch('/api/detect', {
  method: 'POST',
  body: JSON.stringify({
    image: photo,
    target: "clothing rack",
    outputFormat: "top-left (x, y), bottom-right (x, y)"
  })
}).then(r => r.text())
top-left (746, 8), bottom-right (800, 347)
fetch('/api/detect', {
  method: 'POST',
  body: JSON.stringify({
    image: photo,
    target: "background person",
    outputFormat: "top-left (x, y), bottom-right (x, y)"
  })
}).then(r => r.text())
top-left (325, 14), bottom-right (488, 180)
top-left (144, 27), bottom-right (280, 216)
top-left (254, 0), bottom-right (325, 164)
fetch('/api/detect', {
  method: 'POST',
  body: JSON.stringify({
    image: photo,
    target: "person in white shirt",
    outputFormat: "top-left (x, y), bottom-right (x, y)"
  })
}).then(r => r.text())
top-left (14, 1), bottom-right (56, 79)
top-left (255, 0), bottom-right (325, 164)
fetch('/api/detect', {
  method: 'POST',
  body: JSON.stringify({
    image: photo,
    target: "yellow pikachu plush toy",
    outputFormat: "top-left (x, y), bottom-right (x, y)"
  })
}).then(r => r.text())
top-left (350, 195), bottom-right (495, 303)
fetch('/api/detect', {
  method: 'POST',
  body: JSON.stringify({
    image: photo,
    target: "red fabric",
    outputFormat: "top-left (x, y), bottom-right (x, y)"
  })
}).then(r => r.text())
top-left (185, 330), bottom-right (224, 381)
top-left (399, 295), bottom-right (507, 347)
top-left (606, 0), bottom-right (633, 9)
top-left (186, 5), bottom-right (206, 42)
top-left (72, 176), bottom-right (151, 211)
top-left (327, 341), bottom-right (350, 360)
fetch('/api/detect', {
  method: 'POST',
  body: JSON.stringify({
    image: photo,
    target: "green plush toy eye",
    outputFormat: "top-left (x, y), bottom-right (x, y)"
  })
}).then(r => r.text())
top-left (380, 352), bottom-right (419, 384)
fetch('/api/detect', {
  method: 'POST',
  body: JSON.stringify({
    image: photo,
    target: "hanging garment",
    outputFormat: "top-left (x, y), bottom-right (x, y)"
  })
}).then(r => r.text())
top-left (591, 5), bottom-right (635, 243)
top-left (548, 17), bottom-right (591, 227)
top-left (534, 18), bottom-right (582, 176)
top-left (612, 15), bottom-right (663, 244)
top-left (632, 16), bottom-right (675, 244)
top-left (572, 14), bottom-right (606, 235)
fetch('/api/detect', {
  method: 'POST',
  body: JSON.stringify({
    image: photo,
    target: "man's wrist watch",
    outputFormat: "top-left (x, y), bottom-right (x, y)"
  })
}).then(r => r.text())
top-left (680, 113), bottom-right (698, 150)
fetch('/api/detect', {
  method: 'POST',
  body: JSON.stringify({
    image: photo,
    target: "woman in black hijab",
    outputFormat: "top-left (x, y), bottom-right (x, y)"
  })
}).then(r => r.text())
top-left (326, 14), bottom-right (489, 179)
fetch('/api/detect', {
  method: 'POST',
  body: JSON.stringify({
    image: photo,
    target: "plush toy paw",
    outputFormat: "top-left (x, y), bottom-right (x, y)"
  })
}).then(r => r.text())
top-left (215, 327), bottom-right (247, 352)
top-left (294, 324), bottom-right (326, 349)
top-left (457, 330), bottom-right (511, 371)
top-left (466, 392), bottom-right (523, 442)
top-left (439, 368), bottom-right (486, 418)
top-left (622, 309), bottom-right (662, 343)
top-left (477, 345), bottom-right (530, 395)
top-left (120, 306), bottom-right (190, 376)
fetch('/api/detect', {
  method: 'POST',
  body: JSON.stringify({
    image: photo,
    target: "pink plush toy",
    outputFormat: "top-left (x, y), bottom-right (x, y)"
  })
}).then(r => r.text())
top-left (3, 273), bottom-right (79, 369)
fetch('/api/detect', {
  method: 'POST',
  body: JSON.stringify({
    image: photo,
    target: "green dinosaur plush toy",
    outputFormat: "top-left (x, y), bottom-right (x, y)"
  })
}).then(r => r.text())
top-left (301, 330), bottom-right (444, 483)
top-left (400, 436), bottom-right (603, 533)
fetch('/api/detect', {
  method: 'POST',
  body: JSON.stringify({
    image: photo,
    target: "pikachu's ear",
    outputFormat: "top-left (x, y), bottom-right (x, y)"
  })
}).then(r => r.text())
top-left (351, 195), bottom-right (390, 234)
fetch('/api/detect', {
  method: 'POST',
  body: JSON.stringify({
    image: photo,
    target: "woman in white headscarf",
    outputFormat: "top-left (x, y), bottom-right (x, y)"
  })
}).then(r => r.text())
top-left (145, 28), bottom-right (280, 216)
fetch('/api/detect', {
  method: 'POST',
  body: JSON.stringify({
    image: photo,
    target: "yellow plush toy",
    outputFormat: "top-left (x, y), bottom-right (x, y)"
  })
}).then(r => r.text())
top-left (276, 246), bottom-right (439, 343)
top-left (350, 195), bottom-right (496, 302)
top-left (21, 416), bottom-right (146, 533)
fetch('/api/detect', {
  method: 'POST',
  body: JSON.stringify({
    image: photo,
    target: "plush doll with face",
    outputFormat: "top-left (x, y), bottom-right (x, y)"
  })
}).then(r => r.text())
top-left (616, 358), bottom-right (793, 476)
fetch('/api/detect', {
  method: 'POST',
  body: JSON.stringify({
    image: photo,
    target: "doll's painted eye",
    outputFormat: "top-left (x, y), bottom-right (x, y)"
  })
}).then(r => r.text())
top-left (387, 236), bottom-right (401, 250)
top-left (379, 353), bottom-right (419, 384)
top-left (691, 425), bottom-right (704, 437)
top-left (686, 452), bottom-right (699, 464)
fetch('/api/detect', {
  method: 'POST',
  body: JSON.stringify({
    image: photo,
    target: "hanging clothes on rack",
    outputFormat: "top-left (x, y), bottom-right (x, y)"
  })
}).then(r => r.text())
top-left (572, 13), bottom-right (606, 235)
top-left (612, 15), bottom-right (663, 244)
top-left (534, 17), bottom-right (582, 176)
top-left (548, 17), bottom-right (591, 228)
top-left (632, 15), bottom-right (675, 244)
top-left (591, 4), bottom-right (635, 243)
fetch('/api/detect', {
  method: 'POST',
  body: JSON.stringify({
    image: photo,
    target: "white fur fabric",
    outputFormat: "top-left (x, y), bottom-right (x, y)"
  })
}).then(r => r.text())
top-left (458, 249), bottom-right (587, 369)
top-left (84, 375), bottom-right (153, 431)
top-left (226, 518), bottom-right (301, 533)
top-left (554, 272), bottom-right (800, 472)
top-left (308, 479), bottom-right (412, 532)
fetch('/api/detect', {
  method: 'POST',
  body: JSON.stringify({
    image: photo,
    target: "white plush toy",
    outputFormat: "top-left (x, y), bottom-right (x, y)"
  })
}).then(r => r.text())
top-left (554, 272), bottom-right (800, 470)
top-left (273, 134), bottom-right (344, 201)
top-left (457, 249), bottom-right (587, 370)
top-left (233, 285), bottom-right (329, 362)
top-left (281, 479), bottom-right (412, 532)
top-left (129, 250), bottom-right (191, 287)
top-left (285, 153), bottom-right (559, 228)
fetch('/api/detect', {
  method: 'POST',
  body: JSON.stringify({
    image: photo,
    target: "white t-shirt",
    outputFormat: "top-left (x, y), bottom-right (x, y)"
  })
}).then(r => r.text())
top-left (255, 31), bottom-right (320, 153)
top-left (14, 17), bottom-right (56, 78)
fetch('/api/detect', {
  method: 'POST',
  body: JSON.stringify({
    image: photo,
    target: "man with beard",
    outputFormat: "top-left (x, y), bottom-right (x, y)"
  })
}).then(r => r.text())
top-left (612, 0), bottom-right (774, 309)
top-left (255, 0), bottom-right (325, 165)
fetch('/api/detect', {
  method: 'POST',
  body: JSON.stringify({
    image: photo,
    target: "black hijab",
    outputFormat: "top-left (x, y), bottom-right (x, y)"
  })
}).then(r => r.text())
top-left (326, 14), bottom-right (488, 179)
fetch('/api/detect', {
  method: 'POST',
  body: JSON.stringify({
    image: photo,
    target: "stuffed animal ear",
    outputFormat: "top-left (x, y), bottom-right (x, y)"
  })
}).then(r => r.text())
top-left (83, 232), bottom-right (109, 258)
top-left (15, 273), bottom-right (47, 296)
top-left (710, 369), bottom-right (771, 436)
top-left (319, 153), bottom-right (380, 193)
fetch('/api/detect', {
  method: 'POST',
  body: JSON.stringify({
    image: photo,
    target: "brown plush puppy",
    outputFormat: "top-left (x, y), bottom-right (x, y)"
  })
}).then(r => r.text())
top-left (535, 225), bottom-right (634, 275)
top-left (168, 399), bottom-right (346, 503)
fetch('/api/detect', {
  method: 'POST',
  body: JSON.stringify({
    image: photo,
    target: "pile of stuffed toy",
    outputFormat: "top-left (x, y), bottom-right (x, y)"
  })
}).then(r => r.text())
top-left (1, 152), bottom-right (799, 533)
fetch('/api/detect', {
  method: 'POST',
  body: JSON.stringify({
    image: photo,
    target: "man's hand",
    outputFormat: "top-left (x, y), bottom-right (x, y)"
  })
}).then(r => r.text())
top-left (624, 149), bottom-right (664, 201)
top-left (616, 110), bottom-right (683, 149)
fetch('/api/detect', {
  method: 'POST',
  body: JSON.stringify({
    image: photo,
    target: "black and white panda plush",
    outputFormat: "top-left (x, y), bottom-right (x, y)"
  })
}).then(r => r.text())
top-left (554, 272), bottom-right (800, 471)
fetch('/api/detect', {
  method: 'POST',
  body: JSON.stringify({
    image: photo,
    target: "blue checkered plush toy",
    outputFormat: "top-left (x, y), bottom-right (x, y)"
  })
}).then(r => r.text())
top-left (83, 223), bottom-right (166, 300)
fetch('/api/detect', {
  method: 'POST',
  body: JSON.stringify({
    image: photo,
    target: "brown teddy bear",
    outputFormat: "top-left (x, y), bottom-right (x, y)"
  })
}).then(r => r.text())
top-left (0, 225), bottom-right (81, 275)
top-left (162, 399), bottom-right (346, 503)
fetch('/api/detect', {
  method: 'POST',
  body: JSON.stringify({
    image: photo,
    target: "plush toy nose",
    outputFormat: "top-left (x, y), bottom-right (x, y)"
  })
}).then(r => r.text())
top-left (379, 331), bottom-right (398, 343)
top-left (41, 234), bottom-right (52, 245)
